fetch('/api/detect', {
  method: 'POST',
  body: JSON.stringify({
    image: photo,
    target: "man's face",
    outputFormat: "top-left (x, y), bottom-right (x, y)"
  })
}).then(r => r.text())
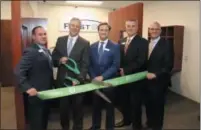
top-left (148, 23), bottom-right (161, 39)
top-left (125, 21), bottom-right (138, 37)
top-left (98, 25), bottom-right (110, 41)
top-left (32, 27), bottom-right (47, 45)
top-left (69, 20), bottom-right (81, 37)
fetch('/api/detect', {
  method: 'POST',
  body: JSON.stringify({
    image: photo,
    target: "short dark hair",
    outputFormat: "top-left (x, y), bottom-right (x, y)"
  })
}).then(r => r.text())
top-left (125, 19), bottom-right (138, 24)
top-left (97, 22), bottom-right (111, 31)
top-left (32, 26), bottom-right (43, 35)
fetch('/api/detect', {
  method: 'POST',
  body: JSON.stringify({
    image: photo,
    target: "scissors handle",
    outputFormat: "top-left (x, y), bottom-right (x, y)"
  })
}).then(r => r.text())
top-left (63, 58), bottom-right (80, 75)
top-left (65, 76), bottom-right (80, 84)
top-left (61, 58), bottom-right (81, 86)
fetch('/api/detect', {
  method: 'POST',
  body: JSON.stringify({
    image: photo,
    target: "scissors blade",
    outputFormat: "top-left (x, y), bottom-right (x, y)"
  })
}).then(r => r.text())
top-left (95, 90), bottom-right (112, 103)
top-left (91, 79), bottom-right (113, 103)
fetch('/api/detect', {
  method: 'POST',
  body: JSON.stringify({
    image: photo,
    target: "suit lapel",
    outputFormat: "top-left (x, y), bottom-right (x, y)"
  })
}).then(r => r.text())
top-left (149, 38), bottom-right (162, 60)
top-left (68, 36), bottom-right (80, 57)
top-left (93, 42), bottom-right (99, 63)
top-left (63, 36), bottom-right (68, 56)
top-left (31, 43), bottom-right (53, 69)
top-left (125, 35), bottom-right (137, 56)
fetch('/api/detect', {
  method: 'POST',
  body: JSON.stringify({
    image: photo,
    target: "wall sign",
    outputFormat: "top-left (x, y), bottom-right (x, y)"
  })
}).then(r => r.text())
top-left (59, 19), bottom-right (101, 32)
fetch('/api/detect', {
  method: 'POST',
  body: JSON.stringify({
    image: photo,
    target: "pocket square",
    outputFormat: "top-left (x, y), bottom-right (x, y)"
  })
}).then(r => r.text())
top-left (104, 48), bottom-right (110, 51)
top-left (38, 49), bottom-right (44, 53)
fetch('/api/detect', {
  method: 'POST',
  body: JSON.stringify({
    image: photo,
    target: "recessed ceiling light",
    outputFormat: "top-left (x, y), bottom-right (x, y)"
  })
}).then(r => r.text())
top-left (66, 1), bottom-right (103, 6)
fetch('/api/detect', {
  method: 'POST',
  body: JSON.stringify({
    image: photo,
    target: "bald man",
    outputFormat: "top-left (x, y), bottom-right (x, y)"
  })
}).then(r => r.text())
top-left (145, 22), bottom-right (174, 130)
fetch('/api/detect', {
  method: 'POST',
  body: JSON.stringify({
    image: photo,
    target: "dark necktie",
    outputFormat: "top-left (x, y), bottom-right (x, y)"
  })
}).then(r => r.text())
top-left (42, 47), bottom-right (53, 67)
top-left (98, 42), bottom-right (104, 62)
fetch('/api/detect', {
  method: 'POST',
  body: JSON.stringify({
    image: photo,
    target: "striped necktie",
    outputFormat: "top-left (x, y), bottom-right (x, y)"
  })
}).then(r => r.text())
top-left (124, 38), bottom-right (131, 54)
top-left (148, 41), bottom-right (155, 58)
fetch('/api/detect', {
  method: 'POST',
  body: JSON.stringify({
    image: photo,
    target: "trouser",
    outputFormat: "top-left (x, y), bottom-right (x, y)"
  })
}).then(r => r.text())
top-left (130, 81), bottom-right (146, 129)
top-left (59, 94), bottom-right (83, 130)
top-left (27, 96), bottom-right (50, 130)
top-left (115, 84), bottom-right (131, 123)
top-left (92, 88), bottom-right (115, 130)
top-left (144, 79), bottom-right (168, 130)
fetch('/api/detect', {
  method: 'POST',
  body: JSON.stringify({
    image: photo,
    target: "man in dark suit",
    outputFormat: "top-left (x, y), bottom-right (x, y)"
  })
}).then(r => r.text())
top-left (15, 26), bottom-right (53, 130)
top-left (145, 22), bottom-right (174, 130)
top-left (115, 19), bottom-right (148, 130)
top-left (88, 22), bottom-right (120, 130)
top-left (52, 17), bottom-right (90, 130)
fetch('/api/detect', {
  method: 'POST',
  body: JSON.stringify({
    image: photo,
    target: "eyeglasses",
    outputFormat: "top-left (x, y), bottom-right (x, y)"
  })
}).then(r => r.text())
top-left (149, 28), bottom-right (161, 31)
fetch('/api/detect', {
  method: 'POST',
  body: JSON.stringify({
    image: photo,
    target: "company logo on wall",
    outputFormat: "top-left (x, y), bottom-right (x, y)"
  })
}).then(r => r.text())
top-left (59, 19), bottom-right (101, 32)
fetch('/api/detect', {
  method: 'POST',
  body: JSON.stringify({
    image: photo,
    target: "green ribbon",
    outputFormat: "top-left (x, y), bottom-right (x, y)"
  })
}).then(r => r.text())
top-left (37, 71), bottom-right (147, 100)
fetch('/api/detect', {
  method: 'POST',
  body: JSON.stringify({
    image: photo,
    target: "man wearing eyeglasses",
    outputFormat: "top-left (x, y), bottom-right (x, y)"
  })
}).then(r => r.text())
top-left (145, 22), bottom-right (174, 130)
top-left (52, 17), bottom-right (90, 130)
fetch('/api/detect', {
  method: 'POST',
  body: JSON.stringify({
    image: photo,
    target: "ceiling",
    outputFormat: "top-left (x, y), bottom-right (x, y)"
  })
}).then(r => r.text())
top-left (37, 1), bottom-right (141, 9)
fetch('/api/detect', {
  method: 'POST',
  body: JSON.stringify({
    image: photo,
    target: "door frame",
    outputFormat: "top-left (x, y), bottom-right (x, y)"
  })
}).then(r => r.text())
top-left (11, 1), bottom-right (26, 129)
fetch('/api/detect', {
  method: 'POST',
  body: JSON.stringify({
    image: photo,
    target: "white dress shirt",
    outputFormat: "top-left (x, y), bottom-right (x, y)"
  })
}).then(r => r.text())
top-left (150, 36), bottom-right (161, 49)
top-left (127, 35), bottom-right (135, 43)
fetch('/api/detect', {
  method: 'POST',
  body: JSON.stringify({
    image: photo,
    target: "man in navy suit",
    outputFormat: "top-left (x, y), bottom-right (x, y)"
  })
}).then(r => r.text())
top-left (88, 22), bottom-right (120, 130)
top-left (15, 26), bottom-right (53, 130)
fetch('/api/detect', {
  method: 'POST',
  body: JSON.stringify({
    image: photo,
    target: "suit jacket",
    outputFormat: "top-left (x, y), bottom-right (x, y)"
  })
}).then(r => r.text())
top-left (147, 37), bottom-right (174, 86)
top-left (52, 35), bottom-right (90, 87)
top-left (120, 35), bottom-right (148, 75)
top-left (89, 40), bottom-right (120, 80)
top-left (14, 43), bottom-right (53, 93)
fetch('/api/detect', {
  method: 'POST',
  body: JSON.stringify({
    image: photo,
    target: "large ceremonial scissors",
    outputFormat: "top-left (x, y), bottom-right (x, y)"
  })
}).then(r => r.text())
top-left (62, 58), bottom-right (113, 103)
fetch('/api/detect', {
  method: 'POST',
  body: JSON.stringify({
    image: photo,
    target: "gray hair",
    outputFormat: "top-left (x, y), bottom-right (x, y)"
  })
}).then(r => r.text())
top-left (149, 21), bottom-right (161, 29)
top-left (70, 17), bottom-right (82, 25)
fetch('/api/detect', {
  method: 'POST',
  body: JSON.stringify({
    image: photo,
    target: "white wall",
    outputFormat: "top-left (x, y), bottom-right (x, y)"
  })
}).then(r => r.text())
top-left (1, 1), bottom-right (11, 19)
top-left (21, 2), bottom-right (34, 17)
top-left (30, 3), bottom-right (111, 47)
top-left (1, 1), bottom-right (34, 19)
top-left (1, 1), bottom-right (110, 47)
top-left (143, 1), bottom-right (200, 102)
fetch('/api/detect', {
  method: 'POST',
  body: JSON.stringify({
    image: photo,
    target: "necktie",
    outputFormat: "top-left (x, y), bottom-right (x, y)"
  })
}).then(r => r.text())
top-left (148, 41), bottom-right (155, 58)
top-left (98, 42), bottom-right (104, 62)
top-left (67, 37), bottom-right (73, 56)
top-left (43, 47), bottom-right (53, 67)
top-left (124, 38), bottom-right (131, 54)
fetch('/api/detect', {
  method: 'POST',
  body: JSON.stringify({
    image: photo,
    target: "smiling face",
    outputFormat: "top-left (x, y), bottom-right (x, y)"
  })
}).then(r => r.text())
top-left (69, 18), bottom-right (81, 37)
top-left (125, 20), bottom-right (138, 37)
top-left (148, 22), bottom-right (162, 39)
top-left (32, 27), bottom-right (47, 45)
top-left (98, 23), bottom-right (111, 41)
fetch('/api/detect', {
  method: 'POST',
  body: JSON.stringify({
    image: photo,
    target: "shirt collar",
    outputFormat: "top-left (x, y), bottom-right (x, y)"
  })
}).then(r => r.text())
top-left (150, 36), bottom-right (160, 43)
top-left (99, 39), bottom-right (108, 44)
top-left (127, 34), bottom-right (136, 42)
top-left (37, 43), bottom-right (46, 49)
top-left (69, 35), bottom-right (78, 40)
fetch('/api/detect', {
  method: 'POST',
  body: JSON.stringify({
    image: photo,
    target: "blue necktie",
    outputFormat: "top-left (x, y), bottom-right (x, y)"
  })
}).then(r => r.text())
top-left (98, 42), bottom-right (104, 62)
